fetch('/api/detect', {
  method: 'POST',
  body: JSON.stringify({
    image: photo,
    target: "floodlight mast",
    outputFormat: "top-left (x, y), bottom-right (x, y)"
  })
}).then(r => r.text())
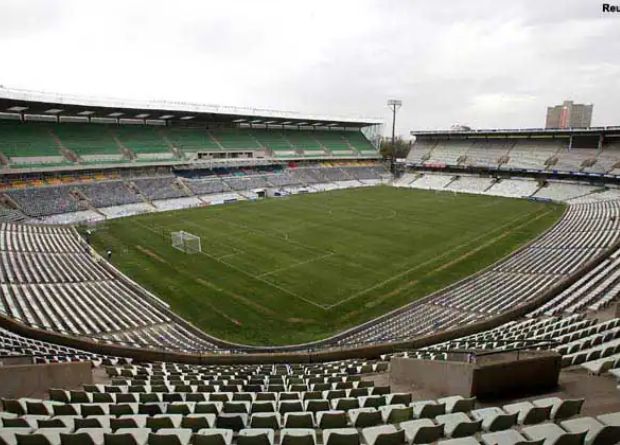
top-left (387, 99), bottom-right (402, 172)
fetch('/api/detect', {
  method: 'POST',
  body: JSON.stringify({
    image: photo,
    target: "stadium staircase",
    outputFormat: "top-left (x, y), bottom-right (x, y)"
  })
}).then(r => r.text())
top-left (498, 154), bottom-right (510, 165)
top-left (158, 129), bottom-right (185, 160)
top-left (545, 156), bottom-right (559, 169)
top-left (70, 188), bottom-right (106, 217)
top-left (127, 181), bottom-right (156, 208)
top-left (581, 158), bottom-right (597, 170)
top-left (204, 130), bottom-right (225, 151)
top-left (48, 129), bottom-right (79, 164)
top-left (0, 193), bottom-right (26, 219)
top-left (422, 141), bottom-right (440, 162)
top-left (482, 178), bottom-right (499, 192)
top-left (443, 175), bottom-right (460, 189)
top-left (110, 132), bottom-right (136, 161)
top-left (174, 178), bottom-right (195, 197)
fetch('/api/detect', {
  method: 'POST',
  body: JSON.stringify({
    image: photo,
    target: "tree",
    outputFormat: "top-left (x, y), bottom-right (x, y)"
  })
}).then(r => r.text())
top-left (380, 137), bottom-right (411, 160)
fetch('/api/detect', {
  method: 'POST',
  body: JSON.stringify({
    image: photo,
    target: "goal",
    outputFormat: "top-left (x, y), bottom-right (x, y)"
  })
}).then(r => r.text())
top-left (170, 231), bottom-right (201, 254)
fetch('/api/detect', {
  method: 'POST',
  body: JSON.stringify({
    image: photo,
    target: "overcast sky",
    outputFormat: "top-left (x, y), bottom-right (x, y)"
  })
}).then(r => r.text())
top-left (1, 0), bottom-right (619, 137)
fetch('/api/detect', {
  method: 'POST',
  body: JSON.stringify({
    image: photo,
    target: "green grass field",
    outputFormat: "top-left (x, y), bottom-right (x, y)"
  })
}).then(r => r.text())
top-left (89, 186), bottom-right (564, 346)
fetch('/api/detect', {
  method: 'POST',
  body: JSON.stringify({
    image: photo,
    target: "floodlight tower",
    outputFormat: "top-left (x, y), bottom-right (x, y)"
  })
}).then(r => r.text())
top-left (387, 99), bottom-right (402, 172)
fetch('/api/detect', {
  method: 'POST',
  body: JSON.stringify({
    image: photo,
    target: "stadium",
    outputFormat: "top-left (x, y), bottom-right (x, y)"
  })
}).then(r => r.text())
top-left (1, 2), bottom-right (620, 444)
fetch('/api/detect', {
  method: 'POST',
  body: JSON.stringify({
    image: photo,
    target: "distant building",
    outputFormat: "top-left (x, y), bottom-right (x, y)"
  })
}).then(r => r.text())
top-left (546, 100), bottom-right (593, 129)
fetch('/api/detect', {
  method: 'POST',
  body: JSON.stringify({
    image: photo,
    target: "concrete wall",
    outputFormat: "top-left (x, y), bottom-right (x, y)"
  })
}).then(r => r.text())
top-left (390, 357), bottom-right (474, 397)
top-left (0, 362), bottom-right (93, 399)
top-left (0, 356), bottom-right (33, 366)
top-left (472, 352), bottom-right (562, 399)
top-left (389, 351), bottom-right (561, 399)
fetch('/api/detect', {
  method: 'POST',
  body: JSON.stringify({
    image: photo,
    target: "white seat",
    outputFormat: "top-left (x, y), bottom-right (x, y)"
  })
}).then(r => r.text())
top-left (533, 399), bottom-right (584, 421)
top-left (472, 407), bottom-right (518, 432)
top-left (0, 428), bottom-right (33, 445)
top-left (322, 428), bottom-right (359, 445)
top-left (238, 428), bottom-right (276, 445)
top-left (347, 408), bottom-right (379, 426)
top-left (436, 412), bottom-right (481, 438)
top-left (411, 401), bottom-right (446, 419)
top-left (182, 413), bottom-right (216, 429)
top-left (149, 428), bottom-right (193, 445)
top-left (152, 414), bottom-right (183, 428)
top-left (25, 427), bottom-right (72, 445)
top-left (503, 402), bottom-right (551, 425)
top-left (522, 423), bottom-right (587, 445)
top-left (118, 414), bottom-right (148, 428)
top-left (437, 396), bottom-right (476, 414)
top-left (378, 404), bottom-right (410, 423)
top-left (283, 412), bottom-right (315, 428)
top-left (438, 438), bottom-right (480, 445)
top-left (481, 429), bottom-right (542, 445)
top-left (208, 393), bottom-right (233, 402)
top-left (65, 428), bottom-right (110, 445)
top-left (195, 428), bottom-right (234, 445)
top-left (361, 425), bottom-right (405, 445)
top-left (280, 428), bottom-right (317, 445)
top-left (112, 427), bottom-right (151, 445)
top-left (316, 410), bottom-right (348, 429)
top-left (399, 419), bottom-right (441, 443)
top-left (597, 412), bottom-right (620, 427)
top-left (250, 413), bottom-right (282, 429)
top-left (561, 416), bottom-right (620, 445)
top-left (21, 415), bottom-right (51, 429)
top-left (81, 415), bottom-right (112, 429)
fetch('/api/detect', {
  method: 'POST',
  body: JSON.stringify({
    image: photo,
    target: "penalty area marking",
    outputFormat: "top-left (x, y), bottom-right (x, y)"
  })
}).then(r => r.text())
top-left (131, 219), bottom-right (329, 310)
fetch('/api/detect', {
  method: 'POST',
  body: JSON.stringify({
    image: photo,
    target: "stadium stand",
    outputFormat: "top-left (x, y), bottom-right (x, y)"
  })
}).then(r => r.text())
top-left (0, 163), bottom-right (389, 222)
top-left (52, 124), bottom-right (127, 164)
top-left (0, 122), bottom-right (380, 169)
top-left (484, 178), bottom-right (540, 198)
top-left (532, 182), bottom-right (601, 202)
top-left (406, 129), bottom-right (620, 177)
top-left (444, 176), bottom-right (495, 194)
top-left (0, 356), bottom-right (619, 445)
top-left (0, 325), bottom-right (126, 366)
top-left (163, 127), bottom-right (221, 156)
top-left (5, 186), bottom-right (81, 217)
top-left (0, 121), bottom-right (68, 168)
top-left (0, 223), bottom-right (226, 352)
top-left (131, 176), bottom-right (188, 201)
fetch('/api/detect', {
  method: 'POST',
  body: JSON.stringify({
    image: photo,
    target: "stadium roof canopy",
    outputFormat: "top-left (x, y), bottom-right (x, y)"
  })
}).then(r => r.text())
top-left (0, 86), bottom-right (383, 128)
top-left (411, 127), bottom-right (620, 138)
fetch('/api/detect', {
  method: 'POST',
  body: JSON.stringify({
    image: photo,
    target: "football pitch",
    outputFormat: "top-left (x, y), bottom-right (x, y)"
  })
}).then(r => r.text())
top-left (89, 186), bottom-right (564, 346)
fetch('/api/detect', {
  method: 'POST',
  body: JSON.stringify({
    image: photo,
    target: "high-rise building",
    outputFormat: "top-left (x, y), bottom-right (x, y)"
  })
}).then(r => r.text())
top-left (545, 100), bottom-right (593, 128)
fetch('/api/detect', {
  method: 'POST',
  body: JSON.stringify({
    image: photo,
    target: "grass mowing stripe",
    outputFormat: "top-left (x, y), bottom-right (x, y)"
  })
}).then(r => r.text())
top-left (130, 218), bottom-right (329, 310)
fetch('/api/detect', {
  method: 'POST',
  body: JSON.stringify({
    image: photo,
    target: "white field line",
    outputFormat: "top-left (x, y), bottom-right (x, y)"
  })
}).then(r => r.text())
top-left (131, 219), bottom-right (328, 310)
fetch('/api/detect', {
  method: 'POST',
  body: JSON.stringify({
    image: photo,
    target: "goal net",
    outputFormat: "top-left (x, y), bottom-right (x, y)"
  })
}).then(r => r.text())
top-left (171, 231), bottom-right (201, 254)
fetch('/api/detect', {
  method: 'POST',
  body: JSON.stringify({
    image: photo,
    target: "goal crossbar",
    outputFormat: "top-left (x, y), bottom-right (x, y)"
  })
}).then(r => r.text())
top-left (171, 231), bottom-right (201, 254)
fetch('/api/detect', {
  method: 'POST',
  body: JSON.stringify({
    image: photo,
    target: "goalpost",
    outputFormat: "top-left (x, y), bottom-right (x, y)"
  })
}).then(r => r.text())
top-left (171, 231), bottom-right (201, 254)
